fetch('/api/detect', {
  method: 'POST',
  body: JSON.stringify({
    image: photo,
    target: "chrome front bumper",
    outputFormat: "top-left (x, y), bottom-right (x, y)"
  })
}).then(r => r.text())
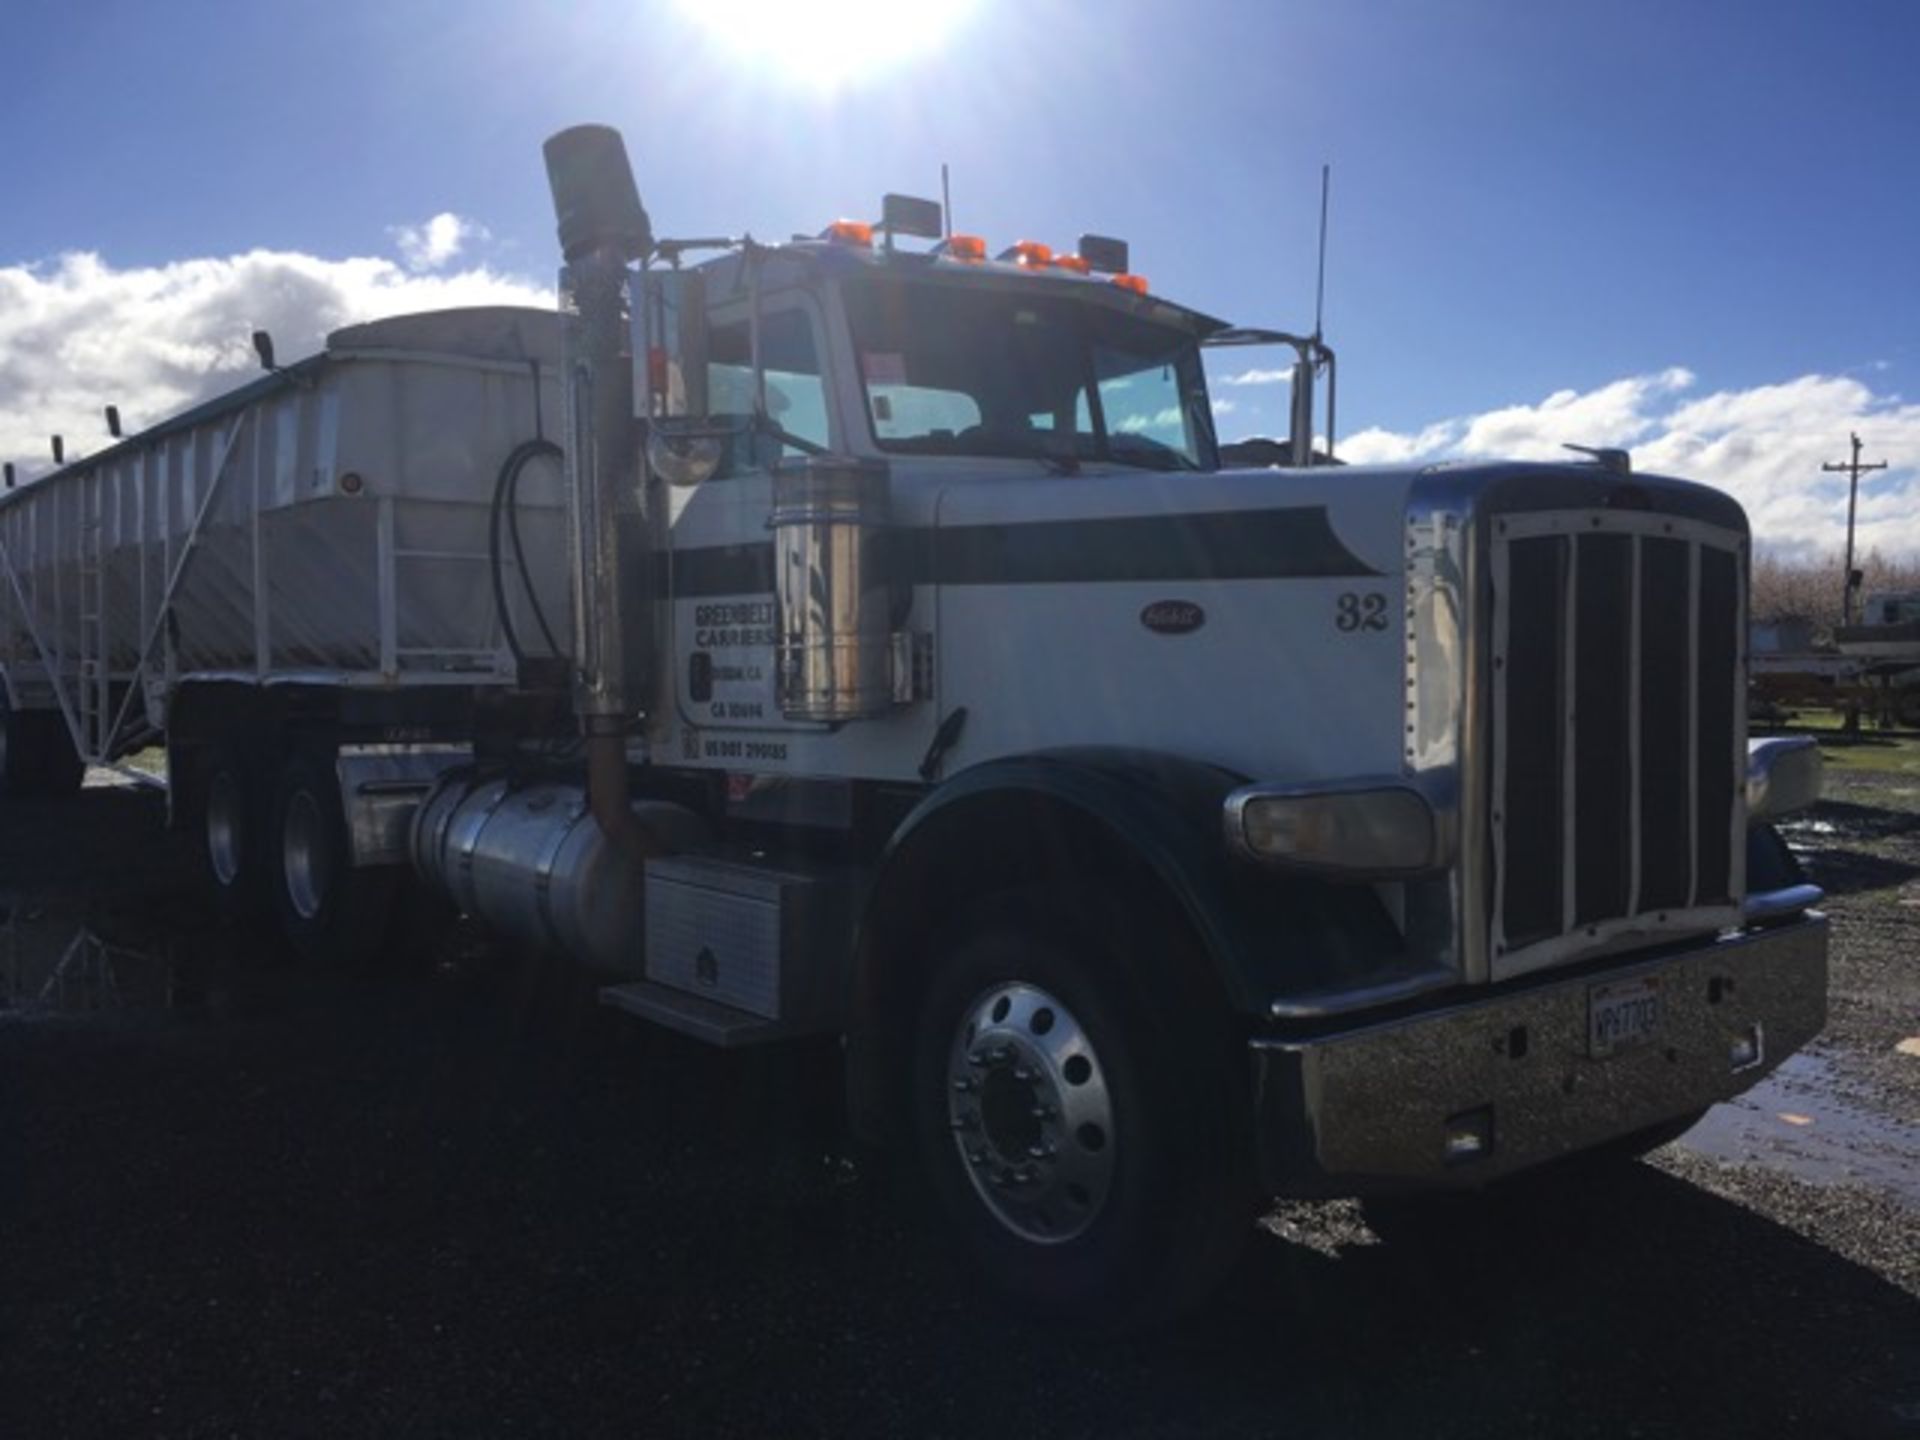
top-left (1250, 914), bottom-right (1829, 1195)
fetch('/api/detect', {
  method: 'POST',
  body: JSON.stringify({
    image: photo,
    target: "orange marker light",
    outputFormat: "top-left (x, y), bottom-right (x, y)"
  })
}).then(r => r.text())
top-left (1005, 239), bottom-right (1053, 268)
top-left (1110, 273), bottom-right (1149, 295)
top-left (1053, 254), bottom-right (1091, 275)
top-left (944, 233), bottom-right (987, 261)
top-left (826, 219), bottom-right (874, 247)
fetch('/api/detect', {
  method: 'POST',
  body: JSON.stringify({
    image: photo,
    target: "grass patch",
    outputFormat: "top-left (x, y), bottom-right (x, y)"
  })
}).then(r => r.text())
top-left (1754, 708), bottom-right (1920, 776)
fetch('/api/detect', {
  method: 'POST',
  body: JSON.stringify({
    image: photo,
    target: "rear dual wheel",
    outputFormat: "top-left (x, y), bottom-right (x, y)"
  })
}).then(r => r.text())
top-left (271, 749), bottom-right (398, 970)
top-left (204, 746), bottom-right (268, 920)
top-left (201, 741), bottom-right (397, 968)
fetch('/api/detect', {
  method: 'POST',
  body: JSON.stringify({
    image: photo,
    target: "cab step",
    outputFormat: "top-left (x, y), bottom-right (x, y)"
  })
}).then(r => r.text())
top-left (598, 979), bottom-right (818, 1048)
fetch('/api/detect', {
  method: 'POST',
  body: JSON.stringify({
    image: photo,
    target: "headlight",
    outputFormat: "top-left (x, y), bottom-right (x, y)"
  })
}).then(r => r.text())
top-left (1225, 783), bottom-right (1440, 877)
top-left (1747, 737), bottom-right (1822, 823)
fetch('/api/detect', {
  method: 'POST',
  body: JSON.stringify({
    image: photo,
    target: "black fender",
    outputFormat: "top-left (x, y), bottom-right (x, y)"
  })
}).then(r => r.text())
top-left (842, 748), bottom-right (1407, 1144)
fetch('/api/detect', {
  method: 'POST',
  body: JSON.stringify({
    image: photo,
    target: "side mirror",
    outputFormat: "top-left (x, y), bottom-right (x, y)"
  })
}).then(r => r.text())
top-left (252, 329), bottom-right (277, 372)
top-left (635, 268), bottom-right (719, 487)
top-left (633, 269), bottom-right (708, 422)
top-left (646, 430), bottom-right (723, 488)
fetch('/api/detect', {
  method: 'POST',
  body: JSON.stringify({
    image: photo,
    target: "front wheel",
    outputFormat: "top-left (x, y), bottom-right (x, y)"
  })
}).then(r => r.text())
top-left (912, 903), bottom-right (1253, 1324)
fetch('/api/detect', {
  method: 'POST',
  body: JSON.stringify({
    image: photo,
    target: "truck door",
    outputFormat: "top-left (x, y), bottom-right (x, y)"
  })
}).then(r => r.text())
top-left (666, 294), bottom-right (834, 742)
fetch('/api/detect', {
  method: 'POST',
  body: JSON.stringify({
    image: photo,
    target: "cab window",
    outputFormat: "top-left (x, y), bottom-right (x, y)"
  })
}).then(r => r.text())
top-left (706, 305), bottom-right (831, 474)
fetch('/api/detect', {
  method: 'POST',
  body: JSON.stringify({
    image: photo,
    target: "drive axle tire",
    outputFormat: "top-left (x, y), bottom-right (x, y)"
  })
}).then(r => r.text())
top-left (203, 745), bottom-right (269, 922)
top-left (911, 895), bottom-right (1254, 1326)
top-left (271, 748), bottom-right (398, 970)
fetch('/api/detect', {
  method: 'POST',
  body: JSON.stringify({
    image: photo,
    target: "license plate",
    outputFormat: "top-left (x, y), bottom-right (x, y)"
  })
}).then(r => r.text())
top-left (1589, 975), bottom-right (1662, 1057)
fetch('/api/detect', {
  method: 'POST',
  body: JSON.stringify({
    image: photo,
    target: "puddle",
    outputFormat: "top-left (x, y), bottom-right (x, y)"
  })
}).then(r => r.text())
top-left (0, 897), bottom-right (223, 1018)
top-left (1675, 1050), bottom-right (1920, 1209)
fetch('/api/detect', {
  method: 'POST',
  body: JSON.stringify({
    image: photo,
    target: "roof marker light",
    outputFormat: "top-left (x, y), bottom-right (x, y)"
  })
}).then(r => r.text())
top-left (942, 234), bottom-right (987, 261)
top-left (825, 219), bottom-right (874, 247)
top-left (1053, 254), bottom-right (1091, 275)
top-left (1000, 239), bottom-right (1053, 268)
top-left (1110, 273), bottom-right (1150, 295)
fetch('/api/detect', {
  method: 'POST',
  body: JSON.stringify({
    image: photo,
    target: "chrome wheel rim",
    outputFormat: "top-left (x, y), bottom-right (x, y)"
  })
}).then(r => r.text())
top-left (946, 981), bottom-right (1116, 1245)
top-left (282, 789), bottom-right (331, 922)
top-left (206, 771), bottom-right (245, 888)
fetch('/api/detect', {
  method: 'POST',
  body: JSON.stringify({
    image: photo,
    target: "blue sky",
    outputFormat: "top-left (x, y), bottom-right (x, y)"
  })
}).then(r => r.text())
top-left (2, 0), bottom-right (1915, 553)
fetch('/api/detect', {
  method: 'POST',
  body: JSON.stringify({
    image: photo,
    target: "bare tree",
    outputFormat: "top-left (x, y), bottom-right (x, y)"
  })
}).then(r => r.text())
top-left (1751, 549), bottom-right (1920, 640)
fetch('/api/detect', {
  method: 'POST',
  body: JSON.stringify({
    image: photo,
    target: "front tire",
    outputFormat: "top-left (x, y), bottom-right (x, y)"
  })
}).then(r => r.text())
top-left (911, 899), bottom-right (1253, 1324)
top-left (271, 747), bottom-right (398, 969)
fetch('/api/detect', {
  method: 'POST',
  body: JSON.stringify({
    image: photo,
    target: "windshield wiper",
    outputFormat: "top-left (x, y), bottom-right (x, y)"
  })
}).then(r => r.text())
top-left (751, 414), bottom-right (830, 458)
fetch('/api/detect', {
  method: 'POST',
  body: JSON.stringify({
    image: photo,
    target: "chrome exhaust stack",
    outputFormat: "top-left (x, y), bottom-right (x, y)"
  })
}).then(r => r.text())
top-left (542, 124), bottom-right (657, 850)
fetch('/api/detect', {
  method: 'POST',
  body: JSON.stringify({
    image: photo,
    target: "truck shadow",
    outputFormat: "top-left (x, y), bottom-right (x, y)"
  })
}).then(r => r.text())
top-left (1781, 797), bottom-right (1920, 897)
top-left (345, 979), bottom-right (1920, 1440)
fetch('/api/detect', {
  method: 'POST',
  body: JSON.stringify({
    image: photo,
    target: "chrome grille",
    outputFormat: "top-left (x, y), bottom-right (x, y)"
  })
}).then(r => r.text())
top-left (1488, 511), bottom-right (1746, 979)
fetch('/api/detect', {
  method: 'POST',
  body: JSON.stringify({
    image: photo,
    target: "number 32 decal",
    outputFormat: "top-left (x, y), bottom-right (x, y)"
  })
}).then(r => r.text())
top-left (1336, 591), bottom-right (1389, 633)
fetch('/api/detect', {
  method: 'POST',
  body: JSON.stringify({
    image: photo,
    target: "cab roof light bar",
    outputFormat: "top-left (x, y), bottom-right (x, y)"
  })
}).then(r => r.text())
top-left (934, 234), bottom-right (988, 261)
top-left (998, 239), bottom-right (1053, 268)
top-left (824, 219), bottom-right (875, 247)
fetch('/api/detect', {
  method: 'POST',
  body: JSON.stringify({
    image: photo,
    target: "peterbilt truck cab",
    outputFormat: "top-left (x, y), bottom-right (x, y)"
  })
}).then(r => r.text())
top-left (514, 148), bottom-right (1822, 1316)
top-left (335, 126), bottom-right (1842, 1321)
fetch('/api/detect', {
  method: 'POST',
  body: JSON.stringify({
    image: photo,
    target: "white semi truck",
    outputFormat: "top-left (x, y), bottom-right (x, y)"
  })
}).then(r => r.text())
top-left (0, 125), bottom-right (1829, 1318)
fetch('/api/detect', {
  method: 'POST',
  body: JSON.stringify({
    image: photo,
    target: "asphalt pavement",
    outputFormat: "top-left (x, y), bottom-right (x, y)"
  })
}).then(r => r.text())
top-left (3, 777), bottom-right (1917, 1439)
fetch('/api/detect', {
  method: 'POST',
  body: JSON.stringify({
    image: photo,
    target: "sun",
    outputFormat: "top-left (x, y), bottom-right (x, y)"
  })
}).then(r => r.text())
top-left (673, 0), bottom-right (979, 90)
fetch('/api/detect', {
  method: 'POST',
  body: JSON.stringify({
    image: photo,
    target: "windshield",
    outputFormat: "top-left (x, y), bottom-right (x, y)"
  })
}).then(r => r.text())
top-left (842, 278), bottom-right (1215, 471)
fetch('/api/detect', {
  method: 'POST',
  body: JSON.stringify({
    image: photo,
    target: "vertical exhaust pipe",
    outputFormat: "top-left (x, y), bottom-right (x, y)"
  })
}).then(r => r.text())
top-left (543, 124), bottom-right (658, 850)
top-left (1289, 353), bottom-right (1315, 468)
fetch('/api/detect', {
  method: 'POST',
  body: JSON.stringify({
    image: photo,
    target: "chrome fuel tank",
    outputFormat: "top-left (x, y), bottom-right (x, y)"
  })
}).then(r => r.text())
top-left (770, 457), bottom-right (893, 721)
top-left (411, 774), bottom-right (702, 972)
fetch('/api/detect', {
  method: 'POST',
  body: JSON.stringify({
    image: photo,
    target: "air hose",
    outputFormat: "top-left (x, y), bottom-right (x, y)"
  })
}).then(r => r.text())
top-left (488, 436), bottom-right (567, 666)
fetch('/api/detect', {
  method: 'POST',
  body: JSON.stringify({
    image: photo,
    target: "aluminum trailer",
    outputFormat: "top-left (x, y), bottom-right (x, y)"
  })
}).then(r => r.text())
top-left (0, 306), bottom-right (570, 788)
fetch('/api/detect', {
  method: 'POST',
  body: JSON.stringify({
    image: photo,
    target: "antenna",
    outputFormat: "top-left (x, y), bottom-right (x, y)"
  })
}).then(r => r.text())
top-left (1313, 163), bottom-right (1331, 343)
top-left (941, 162), bottom-right (953, 238)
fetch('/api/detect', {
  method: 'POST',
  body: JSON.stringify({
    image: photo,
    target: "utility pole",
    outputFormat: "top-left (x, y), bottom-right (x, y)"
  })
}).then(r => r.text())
top-left (1823, 431), bottom-right (1888, 627)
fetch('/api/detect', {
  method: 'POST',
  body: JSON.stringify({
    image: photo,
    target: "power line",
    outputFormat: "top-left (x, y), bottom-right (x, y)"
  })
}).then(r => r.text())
top-left (1822, 431), bottom-right (1889, 626)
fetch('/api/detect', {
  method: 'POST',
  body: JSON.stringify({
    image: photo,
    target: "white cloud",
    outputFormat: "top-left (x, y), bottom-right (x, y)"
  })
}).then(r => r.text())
top-left (1211, 398), bottom-right (1236, 417)
top-left (1218, 367), bottom-right (1294, 387)
top-left (1340, 420), bottom-right (1463, 466)
top-left (0, 246), bottom-right (550, 473)
top-left (1335, 367), bottom-right (1919, 558)
top-left (390, 212), bottom-right (489, 272)
top-left (1118, 405), bottom-right (1185, 434)
top-left (1456, 367), bottom-right (1695, 459)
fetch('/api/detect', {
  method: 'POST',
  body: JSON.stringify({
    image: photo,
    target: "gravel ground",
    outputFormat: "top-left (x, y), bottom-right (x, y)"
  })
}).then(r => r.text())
top-left (3, 780), bottom-right (1918, 1439)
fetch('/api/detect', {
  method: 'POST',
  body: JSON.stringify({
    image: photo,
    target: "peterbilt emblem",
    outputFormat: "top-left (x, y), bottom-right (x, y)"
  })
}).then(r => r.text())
top-left (1140, 600), bottom-right (1206, 635)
